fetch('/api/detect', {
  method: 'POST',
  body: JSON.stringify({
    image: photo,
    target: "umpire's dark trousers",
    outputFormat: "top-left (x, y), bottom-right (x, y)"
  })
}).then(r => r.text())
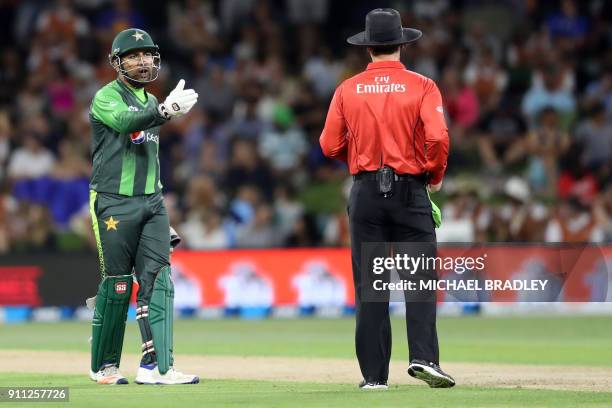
top-left (348, 174), bottom-right (439, 383)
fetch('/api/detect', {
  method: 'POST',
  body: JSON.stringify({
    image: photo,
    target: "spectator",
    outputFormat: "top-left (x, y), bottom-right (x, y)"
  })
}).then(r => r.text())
top-left (183, 175), bottom-right (220, 216)
top-left (17, 79), bottom-right (46, 121)
top-left (7, 133), bottom-right (55, 181)
top-left (557, 152), bottom-right (600, 204)
top-left (94, 0), bottom-right (146, 43)
top-left (195, 64), bottom-right (236, 121)
top-left (545, 0), bottom-right (590, 50)
top-left (274, 184), bottom-right (304, 240)
top-left (45, 62), bottom-right (76, 119)
top-left (285, 213), bottom-right (321, 247)
top-left (593, 185), bottom-right (612, 242)
top-left (522, 65), bottom-right (576, 127)
top-left (441, 66), bottom-right (480, 141)
top-left (229, 185), bottom-right (261, 226)
top-left (226, 139), bottom-right (275, 200)
top-left (292, 80), bottom-right (325, 135)
top-left (582, 70), bottom-right (612, 119)
top-left (286, 0), bottom-right (328, 25)
top-left (51, 140), bottom-right (89, 180)
top-left (0, 182), bottom-right (16, 253)
top-left (0, 49), bottom-right (23, 107)
top-left (180, 209), bottom-right (229, 250)
top-left (229, 92), bottom-right (267, 140)
top-left (491, 177), bottom-right (549, 242)
top-left (236, 203), bottom-right (281, 248)
top-left (545, 196), bottom-right (603, 242)
top-left (0, 111), bottom-right (11, 183)
top-left (195, 140), bottom-right (225, 181)
top-left (35, 0), bottom-right (90, 51)
top-left (17, 204), bottom-right (56, 251)
top-left (437, 180), bottom-right (491, 242)
top-left (322, 209), bottom-right (350, 247)
top-left (574, 103), bottom-right (612, 173)
top-left (47, 139), bottom-right (90, 229)
top-left (168, 0), bottom-right (219, 53)
top-left (464, 46), bottom-right (507, 112)
top-left (476, 97), bottom-right (527, 171)
top-left (302, 46), bottom-right (343, 101)
top-left (525, 107), bottom-right (570, 196)
top-left (258, 105), bottom-right (307, 173)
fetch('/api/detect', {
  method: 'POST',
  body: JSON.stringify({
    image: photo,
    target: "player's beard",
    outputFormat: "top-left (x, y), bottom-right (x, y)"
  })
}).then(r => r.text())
top-left (124, 66), bottom-right (153, 88)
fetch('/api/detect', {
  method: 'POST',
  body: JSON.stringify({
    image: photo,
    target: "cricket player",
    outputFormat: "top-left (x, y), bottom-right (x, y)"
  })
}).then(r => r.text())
top-left (88, 28), bottom-right (198, 385)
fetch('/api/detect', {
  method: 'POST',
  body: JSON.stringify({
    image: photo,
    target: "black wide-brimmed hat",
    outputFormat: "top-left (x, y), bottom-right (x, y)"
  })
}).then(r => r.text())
top-left (347, 8), bottom-right (422, 46)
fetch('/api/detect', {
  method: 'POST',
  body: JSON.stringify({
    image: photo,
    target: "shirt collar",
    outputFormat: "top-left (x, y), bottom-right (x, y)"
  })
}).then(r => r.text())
top-left (116, 78), bottom-right (148, 102)
top-left (366, 61), bottom-right (406, 71)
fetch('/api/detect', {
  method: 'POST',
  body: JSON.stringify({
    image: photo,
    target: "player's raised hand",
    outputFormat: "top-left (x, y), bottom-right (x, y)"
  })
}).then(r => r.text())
top-left (168, 79), bottom-right (185, 96)
top-left (158, 79), bottom-right (198, 119)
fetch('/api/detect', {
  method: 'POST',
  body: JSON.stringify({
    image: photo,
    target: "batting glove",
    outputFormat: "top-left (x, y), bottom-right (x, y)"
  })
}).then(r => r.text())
top-left (158, 79), bottom-right (198, 119)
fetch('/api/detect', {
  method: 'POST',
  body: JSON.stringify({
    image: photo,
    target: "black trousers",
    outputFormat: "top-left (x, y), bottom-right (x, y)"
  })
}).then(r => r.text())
top-left (348, 176), bottom-right (439, 383)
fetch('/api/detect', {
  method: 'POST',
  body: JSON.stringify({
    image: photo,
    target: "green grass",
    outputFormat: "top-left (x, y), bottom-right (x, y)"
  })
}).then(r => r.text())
top-left (0, 316), bottom-right (611, 366)
top-left (1, 316), bottom-right (612, 407)
top-left (0, 373), bottom-right (611, 408)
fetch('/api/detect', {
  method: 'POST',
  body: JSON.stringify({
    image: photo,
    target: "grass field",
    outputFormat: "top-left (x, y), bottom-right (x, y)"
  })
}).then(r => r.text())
top-left (1, 316), bottom-right (611, 407)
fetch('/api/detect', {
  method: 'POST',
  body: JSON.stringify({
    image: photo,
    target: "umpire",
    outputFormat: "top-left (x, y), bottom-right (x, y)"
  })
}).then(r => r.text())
top-left (320, 9), bottom-right (455, 389)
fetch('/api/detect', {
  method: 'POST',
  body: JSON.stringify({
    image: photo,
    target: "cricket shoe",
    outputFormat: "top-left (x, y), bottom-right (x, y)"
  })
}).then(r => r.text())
top-left (358, 380), bottom-right (388, 390)
top-left (135, 364), bottom-right (199, 385)
top-left (89, 365), bottom-right (128, 385)
top-left (408, 360), bottom-right (455, 388)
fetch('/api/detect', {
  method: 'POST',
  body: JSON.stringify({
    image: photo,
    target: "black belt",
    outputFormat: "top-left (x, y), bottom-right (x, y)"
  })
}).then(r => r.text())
top-left (353, 171), bottom-right (426, 183)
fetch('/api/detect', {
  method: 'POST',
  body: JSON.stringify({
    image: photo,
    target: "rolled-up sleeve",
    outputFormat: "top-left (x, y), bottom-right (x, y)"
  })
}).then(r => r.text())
top-left (320, 85), bottom-right (348, 161)
top-left (420, 79), bottom-right (449, 185)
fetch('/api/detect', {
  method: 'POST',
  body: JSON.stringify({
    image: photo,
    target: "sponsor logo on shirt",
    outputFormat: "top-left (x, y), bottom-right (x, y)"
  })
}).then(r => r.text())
top-left (356, 75), bottom-right (406, 94)
top-left (128, 106), bottom-right (140, 112)
top-left (130, 131), bottom-right (159, 144)
top-left (130, 131), bottom-right (145, 144)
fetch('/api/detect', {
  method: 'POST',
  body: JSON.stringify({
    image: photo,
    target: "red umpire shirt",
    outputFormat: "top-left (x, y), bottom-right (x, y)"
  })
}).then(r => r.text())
top-left (319, 60), bottom-right (449, 185)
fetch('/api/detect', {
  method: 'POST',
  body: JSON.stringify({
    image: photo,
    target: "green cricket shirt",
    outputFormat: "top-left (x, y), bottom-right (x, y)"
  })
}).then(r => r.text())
top-left (89, 79), bottom-right (167, 196)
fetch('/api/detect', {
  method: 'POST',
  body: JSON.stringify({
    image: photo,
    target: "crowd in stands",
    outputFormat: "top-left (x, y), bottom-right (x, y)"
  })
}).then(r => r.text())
top-left (0, 0), bottom-right (610, 253)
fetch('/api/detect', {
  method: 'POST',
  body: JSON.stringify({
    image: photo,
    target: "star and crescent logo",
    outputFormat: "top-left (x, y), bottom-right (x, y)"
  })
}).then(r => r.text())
top-left (104, 216), bottom-right (119, 231)
top-left (132, 31), bottom-right (144, 41)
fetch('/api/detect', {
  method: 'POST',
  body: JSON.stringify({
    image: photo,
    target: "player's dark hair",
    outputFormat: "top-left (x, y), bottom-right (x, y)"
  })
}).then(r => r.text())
top-left (369, 44), bottom-right (401, 56)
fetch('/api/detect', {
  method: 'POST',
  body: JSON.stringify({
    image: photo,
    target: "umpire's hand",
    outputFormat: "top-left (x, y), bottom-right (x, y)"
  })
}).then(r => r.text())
top-left (428, 180), bottom-right (443, 193)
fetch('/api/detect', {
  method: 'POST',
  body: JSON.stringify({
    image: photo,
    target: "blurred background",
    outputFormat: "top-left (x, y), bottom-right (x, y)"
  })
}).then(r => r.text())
top-left (0, 0), bottom-right (610, 320)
